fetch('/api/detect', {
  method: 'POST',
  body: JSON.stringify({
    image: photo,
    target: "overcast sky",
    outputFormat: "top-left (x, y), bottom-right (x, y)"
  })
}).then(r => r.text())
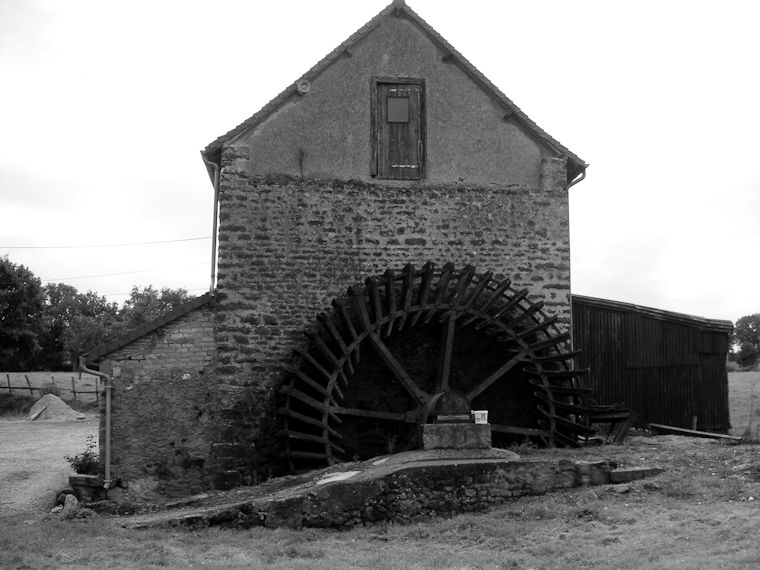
top-left (1, 0), bottom-right (758, 322)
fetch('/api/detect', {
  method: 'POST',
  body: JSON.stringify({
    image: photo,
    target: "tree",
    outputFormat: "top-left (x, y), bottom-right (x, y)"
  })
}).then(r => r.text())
top-left (0, 256), bottom-right (44, 370)
top-left (63, 290), bottom-right (120, 360)
top-left (39, 283), bottom-right (120, 369)
top-left (734, 314), bottom-right (760, 352)
top-left (736, 342), bottom-right (758, 368)
top-left (40, 284), bottom-right (191, 367)
top-left (118, 285), bottom-right (191, 332)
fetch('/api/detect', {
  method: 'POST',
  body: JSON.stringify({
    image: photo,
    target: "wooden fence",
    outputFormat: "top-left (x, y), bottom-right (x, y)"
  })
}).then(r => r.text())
top-left (1, 372), bottom-right (100, 404)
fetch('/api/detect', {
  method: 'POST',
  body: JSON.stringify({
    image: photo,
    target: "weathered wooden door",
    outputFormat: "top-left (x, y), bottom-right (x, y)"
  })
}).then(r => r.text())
top-left (373, 80), bottom-right (425, 180)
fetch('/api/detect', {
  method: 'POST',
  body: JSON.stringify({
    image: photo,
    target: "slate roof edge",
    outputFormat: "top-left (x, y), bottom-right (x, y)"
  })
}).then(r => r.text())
top-left (572, 294), bottom-right (734, 333)
top-left (84, 292), bottom-right (216, 364)
top-left (200, 1), bottom-right (587, 179)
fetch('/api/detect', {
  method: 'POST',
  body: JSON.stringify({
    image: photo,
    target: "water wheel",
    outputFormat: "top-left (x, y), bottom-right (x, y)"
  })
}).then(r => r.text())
top-left (279, 263), bottom-right (596, 471)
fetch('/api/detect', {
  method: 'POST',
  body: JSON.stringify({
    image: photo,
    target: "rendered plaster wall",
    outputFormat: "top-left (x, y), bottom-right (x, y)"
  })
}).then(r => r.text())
top-left (233, 15), bottom-right (546, 186)
top-left (213, 145), bottom-right (570, 471)
top-left (97, 305), bottom-right (217, 500)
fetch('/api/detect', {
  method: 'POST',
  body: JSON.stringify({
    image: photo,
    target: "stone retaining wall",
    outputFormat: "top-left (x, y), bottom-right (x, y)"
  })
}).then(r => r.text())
top-left (298, 460), bottom-right (606, 528)
top-left (121, 458), bottom-right (667, 530)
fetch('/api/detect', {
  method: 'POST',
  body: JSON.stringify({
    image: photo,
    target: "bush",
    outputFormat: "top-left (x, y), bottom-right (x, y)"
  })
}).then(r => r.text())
top-left (0, 393), bottom-right (36, 415)
top-left (736, 342), bottom-right (758, 368)
top-left (65, 435), bottom-right (99, 475)
top-left (727, 360), bottom-right (743, 372)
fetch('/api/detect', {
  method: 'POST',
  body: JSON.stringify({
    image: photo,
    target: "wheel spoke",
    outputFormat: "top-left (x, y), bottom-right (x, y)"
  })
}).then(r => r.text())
top-left (465, 349), bottom-right (529, 401)
top-left (436, 310), bottom-right (457, 393)
top-left (327, 405), bottom-right (418, 423)
top-left (367, 331), bottom-right (429, 405)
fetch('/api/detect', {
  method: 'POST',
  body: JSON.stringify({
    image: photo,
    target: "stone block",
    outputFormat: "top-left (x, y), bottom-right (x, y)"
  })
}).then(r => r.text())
top-left (422, 423), bottom-right (491, 450)
top-left (576, 460), bottom-right (612, 485)
top-left (609, 467), bottom-right (664, 483)
top-left (69, 474), bottom-right (107, 503)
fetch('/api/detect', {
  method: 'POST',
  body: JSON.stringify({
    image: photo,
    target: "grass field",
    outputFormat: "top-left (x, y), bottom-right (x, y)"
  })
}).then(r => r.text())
top-left (1, 372), bottom-right (759, 569)
top-left (729, 371), bottom-right (760, 438)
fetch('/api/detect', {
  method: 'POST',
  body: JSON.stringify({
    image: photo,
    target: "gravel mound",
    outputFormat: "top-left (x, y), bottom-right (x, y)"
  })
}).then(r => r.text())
top-left (27, 394), bottom-right (85, 421)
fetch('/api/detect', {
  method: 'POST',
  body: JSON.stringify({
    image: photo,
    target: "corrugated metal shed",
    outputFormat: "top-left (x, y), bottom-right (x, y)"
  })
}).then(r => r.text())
top-left (572, 295), bottom-right (733, 432)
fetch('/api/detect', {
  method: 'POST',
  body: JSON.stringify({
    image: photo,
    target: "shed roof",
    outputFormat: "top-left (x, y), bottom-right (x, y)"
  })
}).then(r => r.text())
top-left (573, 294), bottom-right (734, 333)
top-left (201, 0), bottom-right (587, 180)
top-left (84, 292), bottom-right (215, 364)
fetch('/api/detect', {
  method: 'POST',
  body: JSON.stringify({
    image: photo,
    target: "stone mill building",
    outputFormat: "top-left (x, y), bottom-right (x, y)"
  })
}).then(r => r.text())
top-left (85, 0), bottom-right (730, 500)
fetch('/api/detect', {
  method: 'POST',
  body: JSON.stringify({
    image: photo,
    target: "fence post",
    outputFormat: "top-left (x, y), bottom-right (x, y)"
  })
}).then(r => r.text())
top-left (25, 375), bottom-right (33, 396)
top-left (52, 375), bottom-right (56, 388)
top-left (71, 377), bottom-right (77, 402)
top-left (6, 374), bottom-right (10, 395)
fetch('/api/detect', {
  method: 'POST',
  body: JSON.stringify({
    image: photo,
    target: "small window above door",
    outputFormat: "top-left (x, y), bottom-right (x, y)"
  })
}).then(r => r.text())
top-left (371, 78), bottom-right (426, 180)
top-left (386, 97), bottom-right (410, 123)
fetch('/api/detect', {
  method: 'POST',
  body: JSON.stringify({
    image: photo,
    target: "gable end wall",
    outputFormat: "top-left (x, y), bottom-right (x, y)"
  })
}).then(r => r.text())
top-left (237, 16), bottom-right (546, 186)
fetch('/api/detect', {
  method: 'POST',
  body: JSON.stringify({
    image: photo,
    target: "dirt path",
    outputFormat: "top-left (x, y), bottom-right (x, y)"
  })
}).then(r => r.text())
top-left (0, 417), bottom-right (97, 516)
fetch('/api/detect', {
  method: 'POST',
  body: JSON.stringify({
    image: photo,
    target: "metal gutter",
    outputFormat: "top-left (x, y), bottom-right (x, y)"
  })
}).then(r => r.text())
top-left (567, 167), bottom-right (587, 189)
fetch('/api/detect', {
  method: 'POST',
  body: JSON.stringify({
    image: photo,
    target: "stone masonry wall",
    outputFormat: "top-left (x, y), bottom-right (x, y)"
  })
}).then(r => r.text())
top-left (128, 458), bottom-right (628, 530)
top-left (213, 144), bottom-right (571, 472)
top-left (97, 304), bottom-right (218, 500)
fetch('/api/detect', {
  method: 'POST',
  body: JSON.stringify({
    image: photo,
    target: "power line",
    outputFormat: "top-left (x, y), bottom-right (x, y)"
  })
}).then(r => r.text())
top-left (43, 262), bottom-right (208, 282)
top-left (1, 236), bottom-right (211, 249)
top-left (102, 287), bottom-right (209, 298)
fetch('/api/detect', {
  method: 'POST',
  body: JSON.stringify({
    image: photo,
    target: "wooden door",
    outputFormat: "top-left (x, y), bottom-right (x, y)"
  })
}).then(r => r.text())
top-left (373, 80), bottom-right (425, 180)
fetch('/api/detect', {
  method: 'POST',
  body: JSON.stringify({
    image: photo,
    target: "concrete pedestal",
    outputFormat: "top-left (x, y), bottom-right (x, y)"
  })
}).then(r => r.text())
top-left (422, 423), bottom-right (491, 450)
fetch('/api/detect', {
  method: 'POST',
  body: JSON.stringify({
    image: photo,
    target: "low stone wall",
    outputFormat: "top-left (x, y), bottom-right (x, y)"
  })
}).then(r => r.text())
top-left (293, 459), bottom-right (611, 528)
top-left (121, 457), bottom-right (662, 530)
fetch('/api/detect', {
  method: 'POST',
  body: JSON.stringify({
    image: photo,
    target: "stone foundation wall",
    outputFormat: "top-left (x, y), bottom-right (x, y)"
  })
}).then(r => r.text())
top-left (129, 458), bottom-right (628, 529)
top-left (299, 460), bottom-right (599, 528)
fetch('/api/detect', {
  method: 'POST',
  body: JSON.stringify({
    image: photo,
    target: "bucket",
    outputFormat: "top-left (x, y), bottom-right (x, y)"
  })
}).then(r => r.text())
top-left (472, 410), bottom-right (488, 424)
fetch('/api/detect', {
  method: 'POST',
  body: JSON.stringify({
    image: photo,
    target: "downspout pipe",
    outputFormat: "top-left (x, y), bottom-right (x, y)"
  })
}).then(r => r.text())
top-left (203, 155), bottom-right (221, 293)
top-left (78, 356), bottom-right (113, 491)
top-left (567, 166), bottom-right (587, 190)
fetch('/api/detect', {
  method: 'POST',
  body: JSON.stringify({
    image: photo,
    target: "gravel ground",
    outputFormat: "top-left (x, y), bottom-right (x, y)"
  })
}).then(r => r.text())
top-left (0, 416), bottom-right (97, 517)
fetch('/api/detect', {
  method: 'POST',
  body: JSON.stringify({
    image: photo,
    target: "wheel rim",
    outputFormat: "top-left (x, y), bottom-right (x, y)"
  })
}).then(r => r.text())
top-left (279, 263), bottom-right (592, 471)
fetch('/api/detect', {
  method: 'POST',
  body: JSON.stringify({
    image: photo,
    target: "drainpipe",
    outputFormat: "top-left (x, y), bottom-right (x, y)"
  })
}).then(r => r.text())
top-left (203, 155), bottom-right (221, 292)
top-left (78, 356), bottom-right (113, 491)
top-left (567, 166), bottom-right (587, 190)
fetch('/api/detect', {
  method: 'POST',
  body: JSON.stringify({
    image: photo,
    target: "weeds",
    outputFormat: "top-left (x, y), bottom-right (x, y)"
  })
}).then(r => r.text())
top-left (65, 435), bottom-right (99, 475)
